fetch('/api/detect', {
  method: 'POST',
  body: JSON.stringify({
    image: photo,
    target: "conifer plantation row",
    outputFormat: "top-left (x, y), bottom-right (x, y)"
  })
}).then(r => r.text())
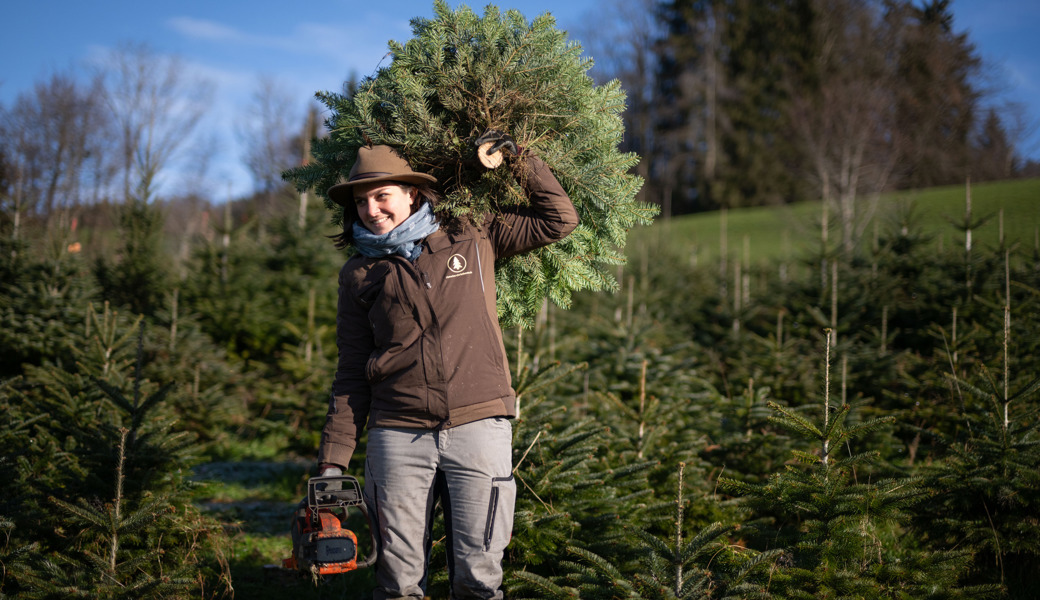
top-left (2, 180), bottom-right (1038, 598)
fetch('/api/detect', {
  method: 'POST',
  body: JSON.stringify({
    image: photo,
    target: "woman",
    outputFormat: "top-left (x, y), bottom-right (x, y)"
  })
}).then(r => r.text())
top-left (318, 134), bottom-right (578, 600)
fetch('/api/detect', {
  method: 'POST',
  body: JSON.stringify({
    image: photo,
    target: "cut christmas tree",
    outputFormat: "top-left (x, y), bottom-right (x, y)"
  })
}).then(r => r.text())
top-left (285, 0), bottom-right (657, 327)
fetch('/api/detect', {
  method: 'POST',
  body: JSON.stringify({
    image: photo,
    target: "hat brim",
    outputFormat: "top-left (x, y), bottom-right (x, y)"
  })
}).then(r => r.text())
top-left (328, 173), bottom-right (437, 207)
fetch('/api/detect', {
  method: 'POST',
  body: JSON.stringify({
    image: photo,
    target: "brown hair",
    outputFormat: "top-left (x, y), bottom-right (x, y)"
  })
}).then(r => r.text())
top-left (331, 182), bottom-right (443, 250)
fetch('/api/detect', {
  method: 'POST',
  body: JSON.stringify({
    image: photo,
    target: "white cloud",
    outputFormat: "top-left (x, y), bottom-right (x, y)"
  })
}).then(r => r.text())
top-left (165, 15), bottom-right (404, 62)
top-left (168, 17), bottom-right (248, 43)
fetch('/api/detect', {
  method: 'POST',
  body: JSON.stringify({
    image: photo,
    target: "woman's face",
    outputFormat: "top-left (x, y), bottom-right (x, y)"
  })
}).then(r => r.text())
top-left (353, 182), bottom-right (417, 235)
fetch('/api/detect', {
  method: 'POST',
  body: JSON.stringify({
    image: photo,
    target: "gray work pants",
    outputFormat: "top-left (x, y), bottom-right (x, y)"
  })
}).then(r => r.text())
top-left (363, 417), bottom-right (516, 600)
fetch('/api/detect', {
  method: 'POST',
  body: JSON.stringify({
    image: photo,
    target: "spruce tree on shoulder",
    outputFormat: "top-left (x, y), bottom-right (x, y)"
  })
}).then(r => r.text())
top-left (285, 0), bottom-right (656, 327)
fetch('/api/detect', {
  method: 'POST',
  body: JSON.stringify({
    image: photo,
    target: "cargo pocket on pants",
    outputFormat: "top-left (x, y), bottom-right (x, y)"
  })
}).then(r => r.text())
top-left (483, 475), bottom-right (516, 552)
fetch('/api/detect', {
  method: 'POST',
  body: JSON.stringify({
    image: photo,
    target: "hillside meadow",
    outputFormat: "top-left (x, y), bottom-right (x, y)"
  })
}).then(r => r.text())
top-left (643, 177), bottom-right (1040, 267)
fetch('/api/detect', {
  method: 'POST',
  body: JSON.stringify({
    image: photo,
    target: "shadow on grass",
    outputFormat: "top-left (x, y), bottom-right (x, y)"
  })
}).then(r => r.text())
top-left (194, 460), bottom-right (313, 500)
top-left (228, 557), bottom-right (376, 600)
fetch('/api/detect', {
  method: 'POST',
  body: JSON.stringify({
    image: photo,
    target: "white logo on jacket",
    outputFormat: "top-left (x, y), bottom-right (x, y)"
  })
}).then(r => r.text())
top-left (446, 253), bottom-right (472, 280)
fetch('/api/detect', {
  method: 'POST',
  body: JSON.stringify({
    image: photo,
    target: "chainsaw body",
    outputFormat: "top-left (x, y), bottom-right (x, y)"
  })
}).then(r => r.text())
top-left (283, 475), bottom-right (377, 576)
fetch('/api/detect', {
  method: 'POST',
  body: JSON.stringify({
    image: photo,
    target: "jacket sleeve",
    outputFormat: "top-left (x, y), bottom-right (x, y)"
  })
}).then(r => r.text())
top-left (488, 155), bottom-right (579, 259)
top-left (317, 263), bottom-right (373, 469)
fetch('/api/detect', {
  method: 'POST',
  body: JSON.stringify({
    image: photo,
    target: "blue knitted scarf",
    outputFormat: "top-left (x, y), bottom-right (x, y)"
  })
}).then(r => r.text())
top-left (352, 202), bottom-right (440, 262)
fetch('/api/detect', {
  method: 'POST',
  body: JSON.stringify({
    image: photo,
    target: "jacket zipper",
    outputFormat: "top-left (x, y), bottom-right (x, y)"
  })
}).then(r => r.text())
top-left (398, 255), bottom-right (444, 417)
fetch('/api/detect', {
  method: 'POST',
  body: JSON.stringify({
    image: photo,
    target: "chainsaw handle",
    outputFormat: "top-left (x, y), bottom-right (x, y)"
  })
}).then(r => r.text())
top-left (356, 501), bottom-right (379, 569)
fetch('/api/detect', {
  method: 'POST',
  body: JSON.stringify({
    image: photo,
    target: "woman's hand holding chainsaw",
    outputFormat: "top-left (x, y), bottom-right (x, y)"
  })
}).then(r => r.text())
top-left (319, 464), bottom-right (343, 477)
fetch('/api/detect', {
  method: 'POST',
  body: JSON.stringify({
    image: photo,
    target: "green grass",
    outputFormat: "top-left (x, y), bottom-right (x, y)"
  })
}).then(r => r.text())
top-left (194, 461), bottom-right (312, 503)
top-left (631, 177), bottom-right (1040, 267)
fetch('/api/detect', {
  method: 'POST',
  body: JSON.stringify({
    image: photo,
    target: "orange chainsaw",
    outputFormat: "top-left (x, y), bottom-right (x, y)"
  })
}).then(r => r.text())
top-left (282, 474), bottom-right (377, 575)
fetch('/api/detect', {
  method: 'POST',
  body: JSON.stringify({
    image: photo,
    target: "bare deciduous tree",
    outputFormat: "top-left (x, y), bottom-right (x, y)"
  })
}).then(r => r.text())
top-left (101, 42), bottom-right (212, 203)
top-left (294, 102), bottom-right (323, 228)
top-left (237, 75), bottom-right (299, 228)
top-left (0, 71), bottom-right (113, 221)
top-left (575, 0), bottom-right (663, 210)
top-left (240, 76), bottom-right (298, 195)
top-left (789, 0), bottom-right (897, 256)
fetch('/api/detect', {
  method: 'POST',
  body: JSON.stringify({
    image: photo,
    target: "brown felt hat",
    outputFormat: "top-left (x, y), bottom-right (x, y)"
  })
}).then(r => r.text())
top-left (327, 145), bottom-right (437, 206)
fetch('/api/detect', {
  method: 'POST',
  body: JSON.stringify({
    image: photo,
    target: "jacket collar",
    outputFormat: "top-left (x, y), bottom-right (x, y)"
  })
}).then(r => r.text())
top-left (425, 229), bottom-right (452, 254)
top-left (425, 228), bottom-right (473, 253)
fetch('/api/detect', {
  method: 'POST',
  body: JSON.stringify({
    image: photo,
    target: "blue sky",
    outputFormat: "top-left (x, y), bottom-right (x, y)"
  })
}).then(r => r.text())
top-left (2, 0), bottom-right (1037, 199)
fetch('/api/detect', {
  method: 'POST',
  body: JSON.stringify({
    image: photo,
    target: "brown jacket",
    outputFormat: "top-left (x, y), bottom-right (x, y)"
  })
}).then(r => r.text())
top-left (318, 156), bottom-right (578, 468)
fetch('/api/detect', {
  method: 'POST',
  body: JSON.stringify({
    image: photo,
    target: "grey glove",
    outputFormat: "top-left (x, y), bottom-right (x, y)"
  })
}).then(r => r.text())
top-left (319, 465), bottom-right (343, 477)
top-left (316, 465), bottom-right (344, 491)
